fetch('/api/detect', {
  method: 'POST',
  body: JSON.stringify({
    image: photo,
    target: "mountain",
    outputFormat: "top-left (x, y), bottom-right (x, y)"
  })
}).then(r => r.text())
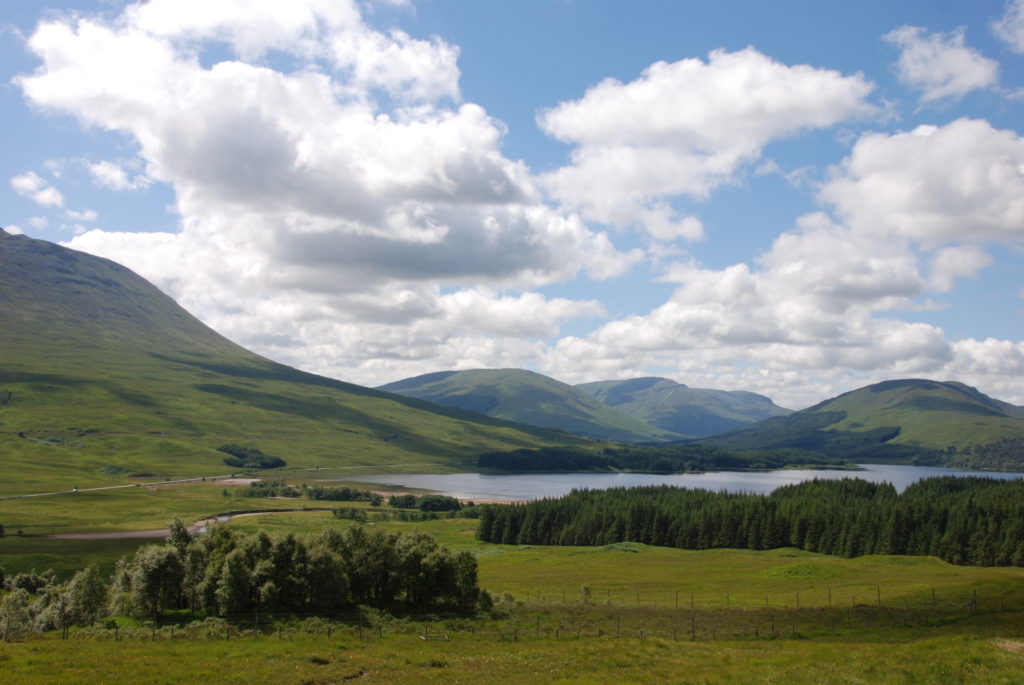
top-left (700, 378), bottom-right (1024, 469)
top-left (379, 369), bottom-right (683, 443)
top-left (0, 228), bottom-right (575, 492)
top-left (575, 377), bottom-right (792, 438)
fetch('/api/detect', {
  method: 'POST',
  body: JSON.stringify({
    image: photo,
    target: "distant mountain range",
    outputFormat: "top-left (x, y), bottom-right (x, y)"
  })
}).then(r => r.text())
top-left (380, 369), bottom-right (683, 443)
top-left (380, 371), bottom-right (1024, 469)
top-left (380, 370), bottom-right (792, 442)
top-left (576, 377), bottom-right (791, 437)
top-left (0, 228), bottom-right (576, 491)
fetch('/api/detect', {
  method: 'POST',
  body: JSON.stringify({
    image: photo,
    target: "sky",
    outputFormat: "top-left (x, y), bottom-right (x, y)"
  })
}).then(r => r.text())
top-left (3, 0), bottom-right (1024, 410)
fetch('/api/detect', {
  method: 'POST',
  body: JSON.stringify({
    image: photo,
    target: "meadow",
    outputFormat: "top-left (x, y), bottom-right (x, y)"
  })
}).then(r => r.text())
top-left (2, 506), bottom-right (1024, 682)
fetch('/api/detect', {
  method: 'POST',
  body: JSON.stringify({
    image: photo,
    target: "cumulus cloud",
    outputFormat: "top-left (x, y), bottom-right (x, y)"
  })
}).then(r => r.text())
top-left (537, 116), bottom-right (1024, 408)
top-left (538, 210), bottom-right (951, 406)
top-left (10, 171), bottom-right (64, 207)
top-left (928, 245), bottom-right (992, 292)
top-left (819, 119), bottom-right (1024, 244)
top-left (538, 47), bottom-right (876, 238)
top-left (16, 0), bottom-right (635, 383)
top-left (993, 0), bottom-right (1024, 53)
top-left (942, 338), bottom-right (1024, 405)
top-left (88, 160), bottom-right (149, 191)
top-left (884, 26), bottom-right (999, 103)
top-left (15, 1), bottom-right (1024, 407)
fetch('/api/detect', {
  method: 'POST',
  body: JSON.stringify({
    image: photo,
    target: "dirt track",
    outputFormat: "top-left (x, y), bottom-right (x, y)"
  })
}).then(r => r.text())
top-left (45, 509), bottom-right (316, 540)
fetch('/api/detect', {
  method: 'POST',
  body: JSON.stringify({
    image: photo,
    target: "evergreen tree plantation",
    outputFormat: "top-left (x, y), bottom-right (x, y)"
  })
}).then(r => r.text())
top-left (478, 477), bottom-right (1024, 566)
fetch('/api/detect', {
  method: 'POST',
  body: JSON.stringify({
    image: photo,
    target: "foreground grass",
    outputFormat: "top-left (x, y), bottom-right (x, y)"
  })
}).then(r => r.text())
top-left (1, 623), bottom-right (1022, 684)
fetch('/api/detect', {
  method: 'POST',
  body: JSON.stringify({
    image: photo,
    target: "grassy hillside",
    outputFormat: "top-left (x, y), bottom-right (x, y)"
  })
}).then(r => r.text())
top-left (0, 229), bottom-right (577, 493)
top-left (576, 376), bottom-right (791, 438)
top-left (702, 379), bottom-right (1024, 468)
top-left (380, 369), bottom-right (682, 443)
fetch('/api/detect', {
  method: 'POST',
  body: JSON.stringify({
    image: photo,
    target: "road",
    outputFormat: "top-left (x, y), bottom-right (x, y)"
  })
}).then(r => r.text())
top-left (0, 474), bottom-right (242, 501)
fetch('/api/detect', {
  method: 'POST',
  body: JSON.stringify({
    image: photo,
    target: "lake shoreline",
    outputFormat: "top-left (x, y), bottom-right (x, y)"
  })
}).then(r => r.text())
top-left (334, 464), bottom-right (1024, 502)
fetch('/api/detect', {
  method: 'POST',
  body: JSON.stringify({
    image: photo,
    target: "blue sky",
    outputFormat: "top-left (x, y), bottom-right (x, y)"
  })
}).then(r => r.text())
top-left (3, 0), bottom-right (1024, 408)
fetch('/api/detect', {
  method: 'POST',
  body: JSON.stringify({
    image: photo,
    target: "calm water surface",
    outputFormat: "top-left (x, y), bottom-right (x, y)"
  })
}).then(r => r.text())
top-left (342, 465), bottom-right (1024, 501)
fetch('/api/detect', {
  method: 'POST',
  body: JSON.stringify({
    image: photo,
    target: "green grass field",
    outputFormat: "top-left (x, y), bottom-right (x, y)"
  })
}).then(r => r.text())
top-left (1, 627), bottom-right (1022, 684)
top-left (2, 512), bottom-right (1024, 682)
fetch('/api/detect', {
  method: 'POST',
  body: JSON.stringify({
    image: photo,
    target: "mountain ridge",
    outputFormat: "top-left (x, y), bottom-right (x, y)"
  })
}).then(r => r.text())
top-left (575, 376), bottom-right (792, 438)
top-left (700, 377), bottom-right (1024, 469)
top-left (379, 368), bottom-right (682, 443)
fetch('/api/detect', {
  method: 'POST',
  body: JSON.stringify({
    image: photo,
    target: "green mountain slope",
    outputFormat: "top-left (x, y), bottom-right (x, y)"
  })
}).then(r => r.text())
top-left (379, 369), bottom-right (683, 443)
top-left (0, 229), bottom-right (575, 493)
top-left (701, 378), bottom-right (1024, 469)
top-left (575, 377), bottom-right (791, 438)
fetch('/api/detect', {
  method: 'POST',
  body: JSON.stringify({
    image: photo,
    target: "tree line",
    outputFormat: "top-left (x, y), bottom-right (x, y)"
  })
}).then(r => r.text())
top-left (242, 481), bottom-right (382, 503)
top-left (478, 444), bottom-right (845, 473)
top-left (0, 521), bottom-right (488, 640)
top-left (476, 476), bottom-right (1024, 566)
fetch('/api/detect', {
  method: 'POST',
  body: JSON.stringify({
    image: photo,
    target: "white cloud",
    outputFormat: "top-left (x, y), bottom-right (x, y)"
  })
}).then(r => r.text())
top-left (928, 245), bottom-right (992, 292)
top-left (88, 160), bottom-right (148, 191)
top-left (884, 26), bottom-right (999, 103)
top-left (993, 0), bottom-right (1024, 53)
top-left (123, 0), bottom-right (459, 101)
top-left (538, 47), bottom-right (876, 238)
top-left (539, 210), bottom-right (950, 406)
top-left (10, 171), bottom-right (64, 207)
top-left (819, 119), bottom-right (1024, 244)
top-left (64, 208), bottom-right (98, 222)
top-left (4, 225), bottom-right (24, 235)
top-left (16, 1), bottom-right (1024, 408)
top-left (27, 216), bottom-right (49, 229)
top-left (19, 0), bottom-right (638, 385)
top-left (943, 338), bottom-right (1024, 405)
top-left (536, 118), bottom-right (1024, 407)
